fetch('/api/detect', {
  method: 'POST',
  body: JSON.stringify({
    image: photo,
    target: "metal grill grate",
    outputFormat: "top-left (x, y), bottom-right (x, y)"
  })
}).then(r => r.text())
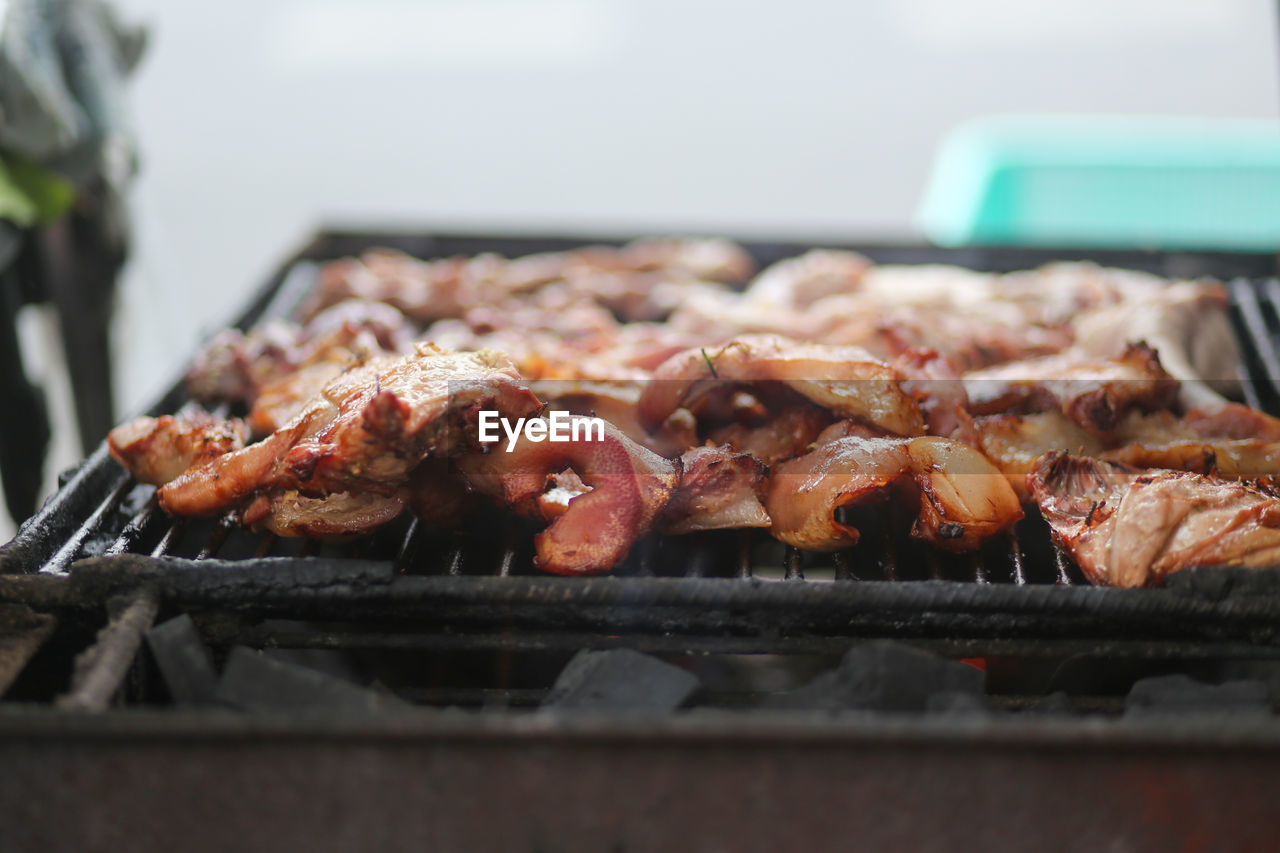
top-left (4, 242), bottom-right (1280, 669)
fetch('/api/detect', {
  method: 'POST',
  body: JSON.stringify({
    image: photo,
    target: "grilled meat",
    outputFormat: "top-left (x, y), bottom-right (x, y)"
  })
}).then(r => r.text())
top-left (659, 445), bottom-right (771, 535)
top-left (458, 416), bottom-right (680, 575)
top-left (159, 345), bottom-right (540, 517)
top-left (244, 490), bottom-right (407, 539)
top-left (186, 299), bottom-right (412, 408)
top-left (638, 335), bottom-right (925, 437)
top-left (1029, 452), bottom-right (1280, 588)
top-left (765, 435), bottom-right (1022, 552)
top-left (108, 405), bottom-right (249, 486)
top-left (976, 407), bottom-right (1280, 501)
top-left (110, 238), bottom-right (1268, 581)
top-left (963, 342), bottom-right (1179, 434)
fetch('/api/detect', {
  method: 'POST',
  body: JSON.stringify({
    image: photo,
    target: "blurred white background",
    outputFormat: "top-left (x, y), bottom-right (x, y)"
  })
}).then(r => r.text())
top-left (6, 0), bottom-right (1279, 537)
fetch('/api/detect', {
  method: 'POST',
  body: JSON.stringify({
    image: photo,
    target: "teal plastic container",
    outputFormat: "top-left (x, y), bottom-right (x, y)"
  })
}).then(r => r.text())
top-left (916, 116), bottom-right (1280, 251)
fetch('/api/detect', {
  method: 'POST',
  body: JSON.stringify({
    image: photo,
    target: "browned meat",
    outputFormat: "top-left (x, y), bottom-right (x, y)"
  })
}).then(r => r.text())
top-left (458, 417), bottom-right (680, 574)
top-left (705, 397), bottom-right (833, 465)
top-left (405, 458), bottom-right (480, 529)
top-left (976, 408), bottom-right (1280, 501)
top-left (244, 490), bottom-right (406, 539)
top-left (638, 335), bottom-right (924, 437)
top-left (659, 445), bottom-right (770, 535)
top-left (108, 406), bottom-right (249, 486)
top-left (533, 380), bottom-right (698, 457)
top-left (159, 345), bottom-right (541, 517)
top-left (1028, 452), bottom-right (1280, 588)
top-left (963, 342), bottom-right (1179, 434)
top-left (742, 250), bottom-right (871, 309)
top-left (765, 436), bottom-right (1022, 552)
top-left (1182, 403), bottom-right (1280, 441)
top-left (891, 349), bottom-right (973, 441)
top-left (186, 299), bottom-right (412, 410)
top-left (975, 412), bottom-right (1107, 501)
top-left (307, 238), bottom-right (754, 326)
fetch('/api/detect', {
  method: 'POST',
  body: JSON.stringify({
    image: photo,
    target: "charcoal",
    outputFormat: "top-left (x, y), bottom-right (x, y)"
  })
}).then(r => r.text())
top-left (1027, 692), bottom-right (1077, 715)
top-left (542, 649), bottom-right (699, 712)
top-left (768, 640), bottom-right (985, 713)
top-left (924, 690), bottom-right (993, 716)
top-left (1124, 674), bottom-right (1271, 718)
top-left (145, 614), bottom-right (218, 706)
top-left (214, 646), bottom-right (408, 715)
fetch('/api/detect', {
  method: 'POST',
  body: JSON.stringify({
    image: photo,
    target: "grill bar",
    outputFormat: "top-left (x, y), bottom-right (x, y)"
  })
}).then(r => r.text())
top-left (42, 475), bottom-right (134, 575)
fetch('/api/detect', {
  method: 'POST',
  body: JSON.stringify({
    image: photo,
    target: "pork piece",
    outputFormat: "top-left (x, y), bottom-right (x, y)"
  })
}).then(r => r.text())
top-left (667, 287), bottom-right (822, 342)
top-left (617, 236), bottom-right (756, 284)
top-left (305, 238), bottom-right (753, 326)
top-left (638, 335), bottom-right (925, 437)
top-left (108, 405), bottom-right (249, 486)
top-left (705, 396), bottom-right (834, 464)
top-left (765, 436), bottom-right (1022, 552)
top-left (184, 322), bottom-right (300, 405)
top-left (1103, 408), bottom-right (1280, 477)
top-left (963, 342), bottom-right (1179, 434)
top-left (866, 306), bottom-right (1075, 372)
top-left (1028, 452), bottom-right (1280, 588)
top-left (659, 445), bottom-right (771, 535)
top-left (406, 457), bottom-right (480, 529)
top-left (1072, 279), bottom-right (1238, 410)
top-left (976, 407), bottom-right (1280, 501)
top-left (975, 412), bottom-right (1105, 501)
top-left (534, 380), bottom-right (699, 457)
top-left (185, 299), bottom-right (412, 408)
top-left (304, 251), bottom-right (525, 323)
top-left (158, 345), bottom-right (540, 517)
top-left (891, 349), bottom-right (973, 441)
top-left (459, 416), bottom-right (680, 574)
top-left (244, 490), bottom-right (406, 539)
top-left (534, 469), bottom-right (590, 520)
top-left (1182, 403), bottom-right (1280, 441)
top-left (743, 250), bottom-right (872, 309)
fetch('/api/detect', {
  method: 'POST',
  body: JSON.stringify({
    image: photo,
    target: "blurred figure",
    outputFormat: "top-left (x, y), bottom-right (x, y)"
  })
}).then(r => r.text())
top-left (0, 0), bottom-right (144, 522)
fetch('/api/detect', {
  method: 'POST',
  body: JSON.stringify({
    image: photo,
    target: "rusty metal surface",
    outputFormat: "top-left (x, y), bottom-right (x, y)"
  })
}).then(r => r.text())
top-left (1, 711), bottom-right (1279, 852)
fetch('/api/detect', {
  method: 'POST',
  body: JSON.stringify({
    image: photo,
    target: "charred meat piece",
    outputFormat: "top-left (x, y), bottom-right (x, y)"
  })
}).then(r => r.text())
top-left (659, 445), bottom-right (771, 535)
top-left (1029, 452), bottom-right (1280, 588)
top-left (108, 405), bottom-right (249, 486)
top-left (765, 436), bottom-right (1022, 552)
top-left (639, 335), bottom-right (924, 437)
top-left (963, 342), bottom-right (1179, 434)
top-left (158, 345), bottom-right (541, 517)
top-left (459, 416), bottom-right (680, 575)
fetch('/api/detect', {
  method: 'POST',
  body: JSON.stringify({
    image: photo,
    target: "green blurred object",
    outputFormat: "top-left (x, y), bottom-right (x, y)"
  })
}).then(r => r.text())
top-left (0, 153), bottom-right (74, 226)
top-left (917, 116), bottom-right (1280, 250)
